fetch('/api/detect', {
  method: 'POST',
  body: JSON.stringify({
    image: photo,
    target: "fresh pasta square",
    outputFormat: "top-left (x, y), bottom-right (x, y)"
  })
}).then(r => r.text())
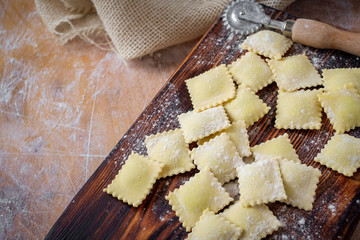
top-left (145, 129), bottom-right (195, 178)
top-left (165, 169), bottom-right (233, 231)
top-left (222, 201), bottom-right (282, 240)
top-left (224, 85), bottom-right (270, 127)
top-left (188, 210), bottom-right (242, 240)
top-left (185, 64), bottom-right (236, 112)
top-left (268, 54), bottom-right (322, 91)
top-left (104, 152), bottom-right (163, 207)
top-left (197, 120), bottom-right (251, 158)
top-left (237, 160), bottom-right (286, 206)
top-left (275, 89), bottom-right (322, 130)
top-left (228, 52), bottom-right (273, 92)
top-left (318, 86), bottom-right (360, 133)
top-left (251, 133), bottom-right (300, 163)
top-left (177, 106), bottom-right (231, 143)
top-left (279, 159), bottom-right (321, 210)
top-left (322, 68), bottom-right (360, 93)
top-left (241, 30), bottom-right (293, 60)
top-left (190, 133), bottom-right (245, 184)
top-left (314, 134), bottom-right (360, 177)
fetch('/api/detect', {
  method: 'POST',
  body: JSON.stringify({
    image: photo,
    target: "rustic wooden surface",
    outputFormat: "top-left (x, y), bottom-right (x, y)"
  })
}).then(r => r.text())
top-left (46, 6), bottom-right (360, 240)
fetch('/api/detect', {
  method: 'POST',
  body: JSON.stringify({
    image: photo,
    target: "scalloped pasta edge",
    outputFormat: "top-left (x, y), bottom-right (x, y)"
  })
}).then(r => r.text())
top-left (185, 64), bottom-right (236, 112)
top-left (275, 89), bottom-right (323, 130)
top-left (317, 88), bottom-right (360, 133)
top-left (280, 160), bottom-right (321, 211)
top-left (267, 55), bottom-right (322, 91)
top-left (178, 107), bottom-right (231, 143)
top-left (190, 132), bottom-right (242, 183)
top-left (104, 153), bottom-right (163, 207)
top-left (188, 209), bottom-right (242, 240)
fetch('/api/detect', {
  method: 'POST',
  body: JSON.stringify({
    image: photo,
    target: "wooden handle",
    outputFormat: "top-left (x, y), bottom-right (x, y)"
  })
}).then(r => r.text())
top-left (292, 18), bottom-right (360, 56)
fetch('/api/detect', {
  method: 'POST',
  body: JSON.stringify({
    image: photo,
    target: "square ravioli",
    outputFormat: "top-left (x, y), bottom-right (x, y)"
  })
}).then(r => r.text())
top-left (188, 209), bottom-right (242, 240)
top-left (222, 201), bottom-right (282, 240)
top-left (251, 133), bottom-right (300, 163)
top-left (279, 159), bottom-right (321, 210)
top-left (190, 133), bottom-right (245, 184)
top-left (322, 68), bottom-right (360, 93)
top-left (197, 120), bottom-right (251, 157)
top-left (165, 168), bottom-right (233, 231)
top-left (314, 134), bottom-right (360, 177)
top-left (237, 160), bottom-right (286, 206)
top-left (275, 89), bottom-right (323, 130)
top-left (177, 106), bottom-right (231, 143)
top-left (318, 86), bottom-right (360, 133)
top-left (185, 64), bottom-right (236, 112)
top-left (268, 54), bottom-right (322, 91)
top-left (104, 152), bottom-right (163, 207)
top-left (228, 52), bottom-right (273, 92)
top-left (145, 129), bottom-right (195, 178)
top-left (224, 85), bottom-right (270, 127)
top-left (241, 30), bottom-right (293, 60)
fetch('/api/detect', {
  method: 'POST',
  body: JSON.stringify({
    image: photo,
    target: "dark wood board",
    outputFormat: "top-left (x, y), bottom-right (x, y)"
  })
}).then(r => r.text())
top-left (46, 5), bottom-right (360, 240)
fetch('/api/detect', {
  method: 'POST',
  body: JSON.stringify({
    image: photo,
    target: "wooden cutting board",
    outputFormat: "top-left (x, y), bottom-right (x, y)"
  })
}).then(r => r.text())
top-left (46, 5), bottom-right (360, 240)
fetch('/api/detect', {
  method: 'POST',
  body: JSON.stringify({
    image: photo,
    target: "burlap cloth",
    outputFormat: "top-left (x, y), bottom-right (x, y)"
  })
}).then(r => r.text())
top-left (35, 0), bottom-right (296, 59)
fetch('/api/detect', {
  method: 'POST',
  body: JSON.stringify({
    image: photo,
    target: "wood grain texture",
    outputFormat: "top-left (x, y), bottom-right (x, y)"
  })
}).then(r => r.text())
top-left (46, 5), bottom-right (360, 240)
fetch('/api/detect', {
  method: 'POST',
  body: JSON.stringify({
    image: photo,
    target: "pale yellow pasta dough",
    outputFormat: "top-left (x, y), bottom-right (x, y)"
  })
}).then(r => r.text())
top-left (251, 133), bottom-right (300, 163)
top-left (165, 168), bottom-right (233, 231)
top-left (190, 133), bottom-right (245, 184)
top-left (197, 120), bottom-right (251, 157)
top-left (237, 160), bottom-right (287, 207)
top-left (177, 106), bottom-right (231, 143)
top-left (275, 89), bottom-right (323, 130)
top-left (314, 134), bottom-right (360, 177)
top-left (322, 68), bottom-right (360, 93)
top-left (268, 54), bottom-right (322, 91)
top-left (104, 152), bottom-right (163, 207)
top-left (318, 86), bottom-right (360, 133)
top-left (188, 209), bottom-right (242, 240)
top-left (228, 52), bottom-right (273, 92)
top-left (145, 129), bottom-right (195, 178)
top-left (185, 64), bottom-right (236, 112)
top-left (241, 30), bottom-right (293, 60)
top-left (279, 159), bottom-right (321, 211)
top-left (222, 201), bottom-right (282, 240)
top-left (224, 85), bottom-right (270, 127)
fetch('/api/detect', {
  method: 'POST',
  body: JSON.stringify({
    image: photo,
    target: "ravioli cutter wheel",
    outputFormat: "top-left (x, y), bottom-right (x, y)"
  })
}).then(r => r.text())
top-left (222, 0), bottom-right (360, 56)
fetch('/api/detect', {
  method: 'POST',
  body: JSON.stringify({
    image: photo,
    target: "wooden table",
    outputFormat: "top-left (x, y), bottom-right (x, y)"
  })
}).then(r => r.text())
top-left (0, 0), bottom-right (359, 239)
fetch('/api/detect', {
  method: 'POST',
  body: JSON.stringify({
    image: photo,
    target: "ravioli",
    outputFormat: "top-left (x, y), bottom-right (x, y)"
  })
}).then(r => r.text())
top-left (222, 201), bottom-right (282, 240)
top-left (190, 133), bottom-right (244, 184)
top-left (177, 106), bottom-right (231, 143)
top-left (145, 129), bottom-right (195, 178)
top-left (241, 30), bottom-right (293, 60)
top-left (318, 86), bottom-right (360, 133)
top-left (185, 64), bottom-right (236, 112)
top-left (224, 85), bottom-right (270, 127)
top-left (104, 152), bottom-right (163, 207)
top-left (322, 68), bottom-right (360, 93)
top-left (165, 168), bottom-right (233, 231)
top-left (237, 160), bottom-right (287, 207)
top-left (228, 52), bottom-right (273, 92)
top-left (279, 159), bottom-right (321, 210)
top-left (268, 54), bottom-right (322, 91)
top-left (275, 89), bottom-right (323, 130)
top-left (251, 133), bottom-right (300, 163)
top-left (314, 134), bottom-right (360, 177)
top-left (188, 209), bottom-right (242, 240)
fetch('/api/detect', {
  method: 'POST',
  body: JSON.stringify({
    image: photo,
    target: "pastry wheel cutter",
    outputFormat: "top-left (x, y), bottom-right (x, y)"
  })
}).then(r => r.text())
top-left (222, 0), bottom-right (360, 56)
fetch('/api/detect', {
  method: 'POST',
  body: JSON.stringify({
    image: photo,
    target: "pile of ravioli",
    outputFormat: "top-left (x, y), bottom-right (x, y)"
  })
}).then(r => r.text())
top-left (104, 30), bottom-right (360, 239)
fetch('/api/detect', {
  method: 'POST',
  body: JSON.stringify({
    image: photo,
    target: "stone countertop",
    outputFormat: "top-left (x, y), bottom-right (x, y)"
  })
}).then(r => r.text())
top-left (0, 0), bottom-right (359, 239)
